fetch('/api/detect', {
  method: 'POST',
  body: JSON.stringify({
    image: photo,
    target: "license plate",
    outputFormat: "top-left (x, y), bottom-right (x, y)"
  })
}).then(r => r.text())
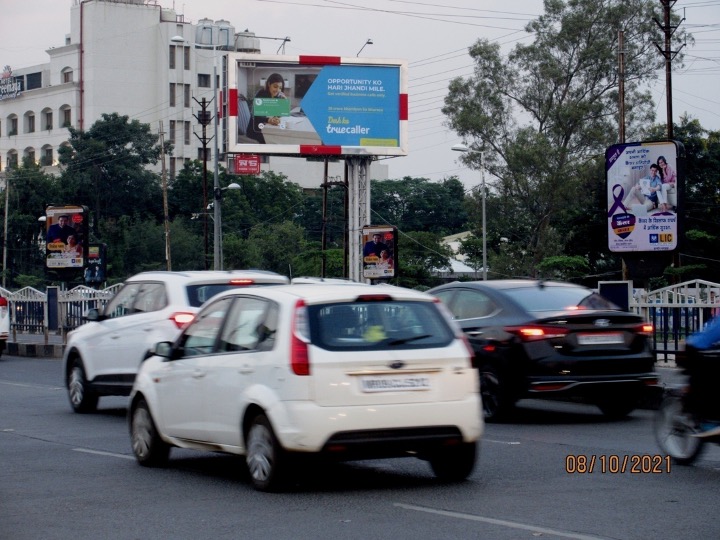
top-left (360, 375), bottom-right (431, 392)
top-left (577, 333), bottom-right (624, 345)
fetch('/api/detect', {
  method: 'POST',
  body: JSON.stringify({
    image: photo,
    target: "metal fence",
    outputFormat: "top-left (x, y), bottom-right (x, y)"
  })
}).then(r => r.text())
top-left (1, 279), bottom-right (719, 356)
top-left (0, 284), bottom-right (122, 341)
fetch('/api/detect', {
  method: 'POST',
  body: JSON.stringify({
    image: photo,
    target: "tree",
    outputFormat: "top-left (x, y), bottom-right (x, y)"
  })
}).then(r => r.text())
top-left (443, 0), bottom-right (690, 277)
top-left (57, 113), bottom-right (165, 228)
top-left (1, 158), bottom-right (62, 286)
top-left (371, 177), bottom-right (468, 235)
top-left (396, 231), bottom-right (452, 289)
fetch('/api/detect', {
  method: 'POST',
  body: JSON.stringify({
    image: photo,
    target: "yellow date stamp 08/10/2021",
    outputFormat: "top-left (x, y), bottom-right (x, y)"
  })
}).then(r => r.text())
top-left (565, 454), bottom-right (672, 474)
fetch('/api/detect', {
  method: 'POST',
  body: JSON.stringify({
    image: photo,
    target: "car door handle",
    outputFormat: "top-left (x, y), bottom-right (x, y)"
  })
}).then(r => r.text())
top-left (238, 365), bottom-right (254, 374)
top-left (467, 330), bottom-right (484, 337)
top-left (192, 369), bottom-right (206, 379)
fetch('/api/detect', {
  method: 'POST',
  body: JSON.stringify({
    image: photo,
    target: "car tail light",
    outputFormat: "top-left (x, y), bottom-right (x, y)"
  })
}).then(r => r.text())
top-left (634, 323), bottom-right (654, 335)
top-left (229, 278), bottom-right (255, 286)
top-left (169, 311), bottom-right (195, 329)
top-left (505, 325), bottom-right (570, 342)
top-left (356, 294), bottom-right (392, 302)
top-left (290, 300), bottom-right (310, 376)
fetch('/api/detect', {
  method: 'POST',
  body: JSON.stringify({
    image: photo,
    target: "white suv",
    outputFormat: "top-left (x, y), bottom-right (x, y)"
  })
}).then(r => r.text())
top-left (128, 284), bottom-right (483, 491)
top-left (62, 270), bottom-right (289, 413)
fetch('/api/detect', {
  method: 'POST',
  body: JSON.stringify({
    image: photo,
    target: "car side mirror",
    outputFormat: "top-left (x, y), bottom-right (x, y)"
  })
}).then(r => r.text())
top-left (83, 308), bottom-right (101, 322)
top-left (152, 341), bottom-right (174, 359)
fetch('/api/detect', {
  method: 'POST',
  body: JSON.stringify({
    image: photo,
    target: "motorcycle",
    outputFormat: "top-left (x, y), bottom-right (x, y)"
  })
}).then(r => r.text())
top-left (654, 347), bottom-right (720, 464)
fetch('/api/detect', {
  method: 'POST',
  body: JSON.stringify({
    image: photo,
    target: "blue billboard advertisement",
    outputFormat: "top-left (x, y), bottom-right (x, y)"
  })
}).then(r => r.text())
top-left (229, 54), bottom-right (407, 157)
top-left (606, 141), bottom-right (679, 253)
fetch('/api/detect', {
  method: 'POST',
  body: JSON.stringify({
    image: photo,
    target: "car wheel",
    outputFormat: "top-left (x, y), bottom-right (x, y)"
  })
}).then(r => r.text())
top-left (596, 396), bottom-right (637, 419)
top-left (480, 366), bottom-right (512, 422)
top-left (67, 358), bottom-right (99, 413)
top-left (653, 395), bottom-right (704, 465)
top-left (429, 442), bottom-right (477, 482)
top-left (246, 414), bottom-right (286, 492)
top-left (130, 398), bottom-right (170, 466)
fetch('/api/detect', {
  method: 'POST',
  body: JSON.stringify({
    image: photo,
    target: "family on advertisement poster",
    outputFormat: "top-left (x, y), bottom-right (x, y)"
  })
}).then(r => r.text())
top-left (606, 141), bottom-right (679, 253)
top-left (45, 207), bottom-right (86, 270)
top-left (362, 227), bottom-right (396, 280)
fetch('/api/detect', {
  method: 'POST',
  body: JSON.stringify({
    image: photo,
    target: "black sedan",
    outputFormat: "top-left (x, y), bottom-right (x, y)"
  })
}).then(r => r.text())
top-left (429, 280), bottom-right (660, 421)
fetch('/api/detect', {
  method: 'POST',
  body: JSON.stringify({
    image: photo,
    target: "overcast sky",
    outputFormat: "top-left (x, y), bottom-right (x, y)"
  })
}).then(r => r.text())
top-left (2, 0), bottom-right (719, 190)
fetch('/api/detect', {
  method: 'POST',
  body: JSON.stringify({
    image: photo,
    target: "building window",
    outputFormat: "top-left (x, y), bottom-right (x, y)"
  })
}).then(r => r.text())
top-left (9, 117), bottom-right (18, 136)
top-left (62, 108), bottom-right (71, 127)
top-left (26, 149), bottom-right (35, 163)
top-left (26, 72), bottom-right (42, 90)
top-left (42, 148), bottom-right (53, 166)
top-left (169, 83), bottom-right (176, 107)
top-left (45, 111), bottom-right (53, 130)
top-left (184, 84), bottom-right (190, 108)
top-left (184, 121), bottom-right (191, 145)
top-left (198, 73), bottom-right (210, 88)
top-left (168, 120), bottom-right (176, 143)
top-left (169, 45), bottom-right (176, 69)
top-left (169, 158), bottom-right (176, 179)
top-left (26, 114), bottom-right (35, 134)
top-left (7, 153), bottom-right (18, 169)
top-left (62, 69), bottom-right (73, 83)
top-left (184, 46), bottom-right (190, 70)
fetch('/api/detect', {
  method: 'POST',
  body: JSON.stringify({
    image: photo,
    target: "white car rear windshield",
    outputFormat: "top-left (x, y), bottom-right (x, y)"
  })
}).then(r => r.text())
top-left (308, 301), bottom-right (454, 351)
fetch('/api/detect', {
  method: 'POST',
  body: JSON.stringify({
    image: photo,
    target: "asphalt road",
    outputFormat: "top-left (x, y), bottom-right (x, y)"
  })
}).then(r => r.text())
top-left (1, 356), bottom-right (718, 540)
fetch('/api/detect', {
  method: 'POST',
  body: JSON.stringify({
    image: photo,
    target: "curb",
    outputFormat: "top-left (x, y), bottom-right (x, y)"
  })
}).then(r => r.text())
top-left (7, 342), bottom-right (65, 359)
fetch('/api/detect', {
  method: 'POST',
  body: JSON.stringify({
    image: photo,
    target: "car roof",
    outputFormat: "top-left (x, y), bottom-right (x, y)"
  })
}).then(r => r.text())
top-left (126, 270), bottom-right (289, 284)
top-left (208, 283), bottom-right (436, 305)
top-left (432, 279), bottom-right (588, 291)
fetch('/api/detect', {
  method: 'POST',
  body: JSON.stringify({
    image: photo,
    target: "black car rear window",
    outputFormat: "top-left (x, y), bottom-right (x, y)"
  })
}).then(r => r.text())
top-left (186, 283), bottom-right (281, 307)
top-left (503, 287), bottom-right (619, 312)
top-left (308, 300), bottom-right (455, 351)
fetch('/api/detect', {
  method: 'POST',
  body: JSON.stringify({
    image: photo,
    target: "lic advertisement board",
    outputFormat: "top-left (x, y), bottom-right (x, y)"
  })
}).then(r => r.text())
top-left (606, 141), bottom-right (679, 253)
top-left (228, 53), bottom-right (408, 156)
top-left (45, 205), bottom-right (88, 270)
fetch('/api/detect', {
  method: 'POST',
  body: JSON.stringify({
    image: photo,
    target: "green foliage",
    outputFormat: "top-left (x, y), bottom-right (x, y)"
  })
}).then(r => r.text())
top-left (371, 177), bottom-right (468, 235)
top-left (536, 255), bottom-right (590, 281)
top-left (442, 0), bottom-right (689, 274)
top-left (394, 231), bottom-right (452, 289)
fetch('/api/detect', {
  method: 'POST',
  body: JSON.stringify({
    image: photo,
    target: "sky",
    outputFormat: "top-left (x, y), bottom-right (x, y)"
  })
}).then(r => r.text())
top-left (2, 0), bottom-right (720, 191)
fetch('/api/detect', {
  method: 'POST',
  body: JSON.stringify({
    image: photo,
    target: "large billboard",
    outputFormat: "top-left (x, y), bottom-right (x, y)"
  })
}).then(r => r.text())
top-left (228, 54), bottom-right (408, 157)
top-left (45, 205), bottom-right (88, 271)
top-left (606, 141), bottom-right (679, 253)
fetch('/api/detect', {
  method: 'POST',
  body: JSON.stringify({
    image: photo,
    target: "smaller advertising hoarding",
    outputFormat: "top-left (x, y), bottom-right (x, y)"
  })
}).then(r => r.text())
top-left (606, 141), bottom-right (679, 253)
top-left (45, 206), bottom-right (88, 270)
top-left (362, 226), bottom-right (397, 280)
top-left (229, 54), bottom-right (408, 157)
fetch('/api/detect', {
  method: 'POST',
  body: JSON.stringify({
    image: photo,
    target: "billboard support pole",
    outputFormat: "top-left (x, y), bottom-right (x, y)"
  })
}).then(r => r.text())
top-left (347, 157), bottom-right (371, 283)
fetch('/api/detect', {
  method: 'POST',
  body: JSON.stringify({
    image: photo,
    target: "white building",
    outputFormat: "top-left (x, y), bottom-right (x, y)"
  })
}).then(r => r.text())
top-left (0, 0), bottom-right (387, 188)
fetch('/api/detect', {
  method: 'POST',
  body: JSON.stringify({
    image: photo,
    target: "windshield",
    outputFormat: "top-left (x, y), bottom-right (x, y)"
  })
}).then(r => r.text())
top-left (308, 300), bottom-right (454, 351)
top-left (503, 287), bottom-right (620, 313)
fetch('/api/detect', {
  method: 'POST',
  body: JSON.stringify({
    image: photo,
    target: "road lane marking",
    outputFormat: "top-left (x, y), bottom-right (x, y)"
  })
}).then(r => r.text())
top-left (0, 379), bottom-right (63, 390)
top-left (73, 448), bottom-right (135, 460)
top-left (483, 438), bottom-right (521, 445)
top-left (395, 503), bottom-right (610, 540)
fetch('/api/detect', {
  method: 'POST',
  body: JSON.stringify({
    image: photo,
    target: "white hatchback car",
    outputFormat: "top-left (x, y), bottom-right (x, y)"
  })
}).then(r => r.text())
top-left (128, 284), bottom-right (483, 491)
top-left (62, 270), bottom-right (289, 413)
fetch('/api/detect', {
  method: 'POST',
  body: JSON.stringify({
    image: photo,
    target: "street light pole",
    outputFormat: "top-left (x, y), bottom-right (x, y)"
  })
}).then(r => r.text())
top-left (212, 52), bottom-right (222, 270)
top-left (452, 144), bottom-right (487, 280)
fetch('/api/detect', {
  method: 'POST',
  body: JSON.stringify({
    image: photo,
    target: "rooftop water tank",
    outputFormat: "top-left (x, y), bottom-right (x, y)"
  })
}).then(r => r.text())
top-left (160, 9), bottom-right (177, 23)
top-left (195, 18), bottom-right (217, 48)
top-left (216, 20), bottom-right (235, 50)
top-left (235, 31), bottom-right (261, 53)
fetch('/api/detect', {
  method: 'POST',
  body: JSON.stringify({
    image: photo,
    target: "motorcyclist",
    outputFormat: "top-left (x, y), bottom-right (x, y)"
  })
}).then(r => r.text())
top-left (684, 315), bottom-right (720, 438)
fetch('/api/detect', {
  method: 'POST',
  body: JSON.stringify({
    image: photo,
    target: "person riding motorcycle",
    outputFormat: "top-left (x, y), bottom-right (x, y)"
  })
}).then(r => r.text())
top-left (684, 315), bottom-right (720, 438)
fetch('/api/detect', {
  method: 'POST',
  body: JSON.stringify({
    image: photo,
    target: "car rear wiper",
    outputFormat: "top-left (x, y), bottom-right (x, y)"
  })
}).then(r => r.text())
top-left (387, 334), bottom-right (432, 346)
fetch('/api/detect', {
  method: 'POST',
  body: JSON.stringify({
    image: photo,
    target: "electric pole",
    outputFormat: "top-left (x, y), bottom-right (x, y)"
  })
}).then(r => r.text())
top-left (654, 0), bottom-right (685, 140)
top-left (193, 97), bottom-right (213, 270)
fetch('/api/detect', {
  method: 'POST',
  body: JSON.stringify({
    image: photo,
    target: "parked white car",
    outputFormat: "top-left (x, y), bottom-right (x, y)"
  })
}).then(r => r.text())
top-left (62, 270), bottom-right (289, 413)
top-left (128, 283), bottom-right (483, 491)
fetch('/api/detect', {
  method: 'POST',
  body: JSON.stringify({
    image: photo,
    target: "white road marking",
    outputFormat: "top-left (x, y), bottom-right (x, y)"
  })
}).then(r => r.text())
top-left (483, 438), bottom-right (521, 445)
top-left (73, 448), bottom-right (135, 460)
top-left (395, 503), bottom-right (610, 540)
